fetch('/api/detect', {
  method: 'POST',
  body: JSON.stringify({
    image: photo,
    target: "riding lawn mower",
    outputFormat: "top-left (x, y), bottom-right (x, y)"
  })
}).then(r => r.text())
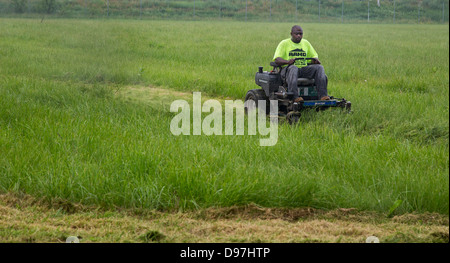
top-left (245, 58), bottom-right (351, 124)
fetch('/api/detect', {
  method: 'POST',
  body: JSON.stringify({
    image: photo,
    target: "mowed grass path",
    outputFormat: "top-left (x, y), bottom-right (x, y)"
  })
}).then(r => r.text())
top-left (0, 18), bottom-right (448, 215)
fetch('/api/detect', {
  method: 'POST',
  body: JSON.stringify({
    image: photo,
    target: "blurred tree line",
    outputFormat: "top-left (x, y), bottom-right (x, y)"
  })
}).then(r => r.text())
top-left (1, 0), bottom-right (448, 23)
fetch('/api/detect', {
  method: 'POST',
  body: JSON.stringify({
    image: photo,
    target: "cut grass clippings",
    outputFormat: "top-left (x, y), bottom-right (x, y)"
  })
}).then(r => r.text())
top-left (0, 193), bottom-right (448, 243)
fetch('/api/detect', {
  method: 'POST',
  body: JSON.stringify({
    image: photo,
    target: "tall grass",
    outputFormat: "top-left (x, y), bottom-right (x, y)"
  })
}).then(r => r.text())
top-left (0, 18), bottom-right (448, 214)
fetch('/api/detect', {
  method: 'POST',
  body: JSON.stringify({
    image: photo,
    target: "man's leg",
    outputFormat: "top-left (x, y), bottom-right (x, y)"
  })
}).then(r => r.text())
top-left (298, 64), bottom-right (328, 100)
top-left (281, 65), bottom-right (301, 100)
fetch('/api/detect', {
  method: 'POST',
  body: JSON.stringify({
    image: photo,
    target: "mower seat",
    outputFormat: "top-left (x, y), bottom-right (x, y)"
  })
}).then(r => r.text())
top-left (297, 78), bottom-right (315, 86)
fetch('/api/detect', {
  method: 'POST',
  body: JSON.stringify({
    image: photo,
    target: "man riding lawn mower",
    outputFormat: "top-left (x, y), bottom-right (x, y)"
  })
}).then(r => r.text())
top-left (245, 25), bottom-right (351, 124)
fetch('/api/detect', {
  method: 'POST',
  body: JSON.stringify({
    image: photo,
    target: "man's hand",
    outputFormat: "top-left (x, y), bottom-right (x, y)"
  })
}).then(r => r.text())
top-left (274, 57), bottom-right (295, 66)
top-left (310, 58), bottom-right (321, 64)
top-left (287, 58), bottom-right (296, 65)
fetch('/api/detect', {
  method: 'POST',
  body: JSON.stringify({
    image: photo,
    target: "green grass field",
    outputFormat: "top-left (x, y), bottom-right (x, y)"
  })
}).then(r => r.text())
top-left (0, 18), bottom-right (448, 217)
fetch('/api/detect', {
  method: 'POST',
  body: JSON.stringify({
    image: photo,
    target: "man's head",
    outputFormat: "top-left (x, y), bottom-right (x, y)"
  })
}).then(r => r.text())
top-left (290, 25), bottom-right (303, 44)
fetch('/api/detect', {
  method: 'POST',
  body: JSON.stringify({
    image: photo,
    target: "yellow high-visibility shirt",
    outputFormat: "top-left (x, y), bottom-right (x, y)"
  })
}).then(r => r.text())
top-left (273, 38), bottom-right (319, 68)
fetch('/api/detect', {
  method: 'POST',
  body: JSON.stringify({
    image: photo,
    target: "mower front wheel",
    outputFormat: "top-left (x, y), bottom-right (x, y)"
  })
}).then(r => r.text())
top-left (244, 89), bottom-right (269, 114)
top-left (286, 111), bottom-right (301, 125)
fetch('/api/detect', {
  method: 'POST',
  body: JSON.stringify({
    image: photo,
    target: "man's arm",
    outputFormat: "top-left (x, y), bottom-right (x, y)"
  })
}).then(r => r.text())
top-left (275, 57), bottom-right (321, 66)
top-left (273, 40), bottom-right (293, 66)
top-left (274, 57), bottom-right (295, 66)
top-left (305, 40), bottom-right (320, 64)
